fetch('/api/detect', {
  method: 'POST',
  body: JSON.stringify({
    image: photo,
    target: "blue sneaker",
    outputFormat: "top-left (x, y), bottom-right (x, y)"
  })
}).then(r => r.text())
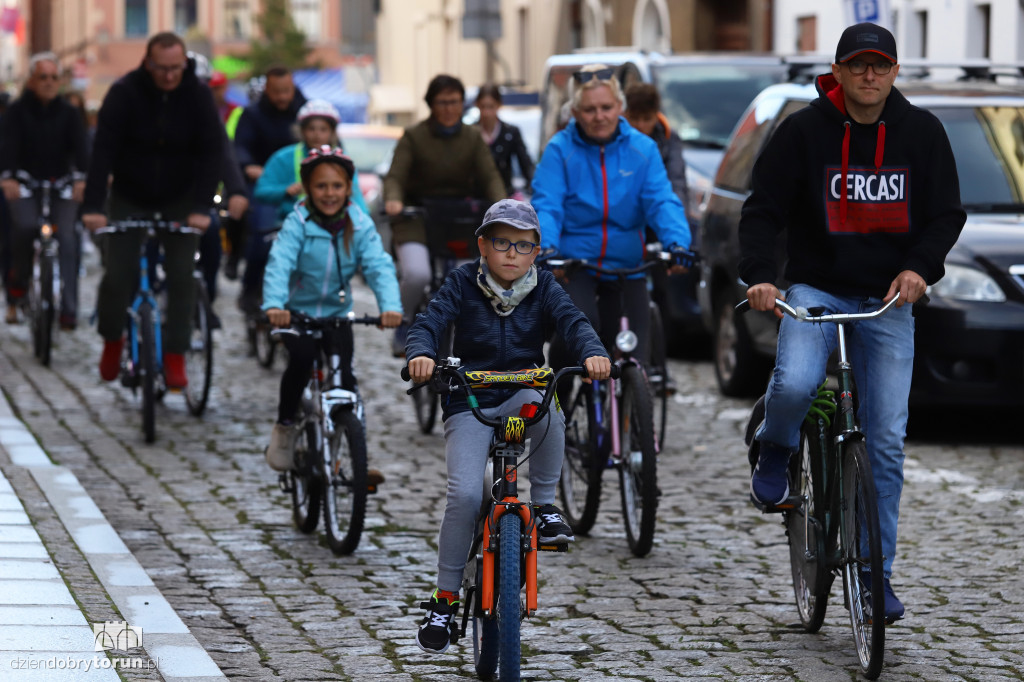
top-left (859, 571), bottom-right (906, 623)
top-left (749, 441), bottom-right (791, 506)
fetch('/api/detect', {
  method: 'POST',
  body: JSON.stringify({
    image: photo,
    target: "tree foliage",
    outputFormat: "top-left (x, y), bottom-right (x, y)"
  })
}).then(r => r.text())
top-left (246, 0), bottom-right (312, 74)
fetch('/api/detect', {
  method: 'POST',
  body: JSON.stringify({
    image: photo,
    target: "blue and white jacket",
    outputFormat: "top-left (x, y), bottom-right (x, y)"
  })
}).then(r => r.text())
top-left (532, 117), bottom-right (690, 272)
top-left (262, 201), bottom-right (401, 319)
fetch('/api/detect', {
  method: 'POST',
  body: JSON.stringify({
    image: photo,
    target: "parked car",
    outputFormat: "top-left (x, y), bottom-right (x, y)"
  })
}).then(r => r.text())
top-left (538, 51), bottom-right (827, 349)
top-left (699, 74), bottom-right (1024, 408)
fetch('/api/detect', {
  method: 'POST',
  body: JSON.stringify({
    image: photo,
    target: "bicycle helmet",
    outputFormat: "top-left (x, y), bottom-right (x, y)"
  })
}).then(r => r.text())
top-left (208, 71), bottom-right (228, 88)
top-left (188, 51), bottom-right (211, 82)
top-left (297, 99), bottom-right (340, 127)
top-left (300, 145), bottom-right (355, 185)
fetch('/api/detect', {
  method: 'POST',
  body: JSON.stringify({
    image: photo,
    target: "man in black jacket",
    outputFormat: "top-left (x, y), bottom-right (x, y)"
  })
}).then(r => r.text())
top-left (83, 32), bottom-right (223, 389)
top-left (0, 52), bottom-right (89, 328)
top-left (740, 23), bottom-right (966, 622)
top-left (232, 65), bottom-right (307, 313)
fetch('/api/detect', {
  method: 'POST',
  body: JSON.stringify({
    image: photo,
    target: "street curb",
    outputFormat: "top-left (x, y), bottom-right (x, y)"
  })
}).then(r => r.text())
top-left (0, 393), bottom-right (227, 681)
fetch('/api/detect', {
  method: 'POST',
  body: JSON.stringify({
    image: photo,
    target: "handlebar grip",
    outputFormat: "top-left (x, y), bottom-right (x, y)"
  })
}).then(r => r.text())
top-left (734, 300), bottom-right (751, 313)
top-left (610, 364), bottom-right (622, 380)
top-left (401, 366), bottom-right (410, 382)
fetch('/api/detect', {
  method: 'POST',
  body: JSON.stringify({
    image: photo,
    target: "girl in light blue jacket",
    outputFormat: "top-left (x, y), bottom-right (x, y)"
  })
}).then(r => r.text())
top-left (262, 146), bottom-right (401, 471)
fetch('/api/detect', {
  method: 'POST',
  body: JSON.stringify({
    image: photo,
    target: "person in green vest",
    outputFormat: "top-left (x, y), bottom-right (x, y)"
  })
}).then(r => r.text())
top-left (253, 99), bottom-right (368, 225)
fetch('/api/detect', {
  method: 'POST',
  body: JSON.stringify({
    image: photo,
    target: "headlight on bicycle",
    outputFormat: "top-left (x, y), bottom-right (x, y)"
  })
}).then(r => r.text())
top-left (615, 329), bottom-right (638, 353)
top-left (40, 223), bottom-right (53, 238)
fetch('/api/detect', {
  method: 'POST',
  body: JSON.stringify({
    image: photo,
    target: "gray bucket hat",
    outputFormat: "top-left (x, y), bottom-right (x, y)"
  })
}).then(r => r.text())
top-left (474, 199), bottom-right (541, 238)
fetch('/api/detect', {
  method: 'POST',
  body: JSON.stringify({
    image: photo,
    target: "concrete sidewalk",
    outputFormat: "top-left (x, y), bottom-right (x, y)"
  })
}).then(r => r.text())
top-left (0, 392), bottom-right (226, 681)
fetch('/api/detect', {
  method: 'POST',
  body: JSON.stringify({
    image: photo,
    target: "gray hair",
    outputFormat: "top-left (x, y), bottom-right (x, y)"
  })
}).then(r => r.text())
top-left (29, 52), bottom-right (61, 77)
top-left (570, 63), bottom-right (624, 111)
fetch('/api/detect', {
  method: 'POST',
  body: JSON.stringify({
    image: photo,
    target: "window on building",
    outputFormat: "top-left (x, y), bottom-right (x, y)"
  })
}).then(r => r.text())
top-left (292, 0), bottom-right (321, 41)
top-left (341, 0), bottom-right (375, 55)
top-left (518, 8), bottom-right (529, 83)
top-left (969, 3), bottom-right (991, 59)
top-left (125, 0), bottom-right (148, 37)
top-left (175, 0), bottom-right (197, 34)
top-left (796, 15), bottom-right (816, 53)
top-left (913, 10), bottom-right (928, 58)
top-left (225, 0), bottom-right (251, 40)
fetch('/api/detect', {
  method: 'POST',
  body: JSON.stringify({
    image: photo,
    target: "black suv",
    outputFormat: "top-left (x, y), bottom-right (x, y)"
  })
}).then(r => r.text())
top-left (699, 75), bottom-right (1024, 408)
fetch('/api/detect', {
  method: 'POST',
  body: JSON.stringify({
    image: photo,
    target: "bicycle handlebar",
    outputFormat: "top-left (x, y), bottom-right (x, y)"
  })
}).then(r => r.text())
top-left (94, 219), bottom-right (203, 236)
top-left (401, 362), bottom-right (621, 429)
top-left (12, 171), bottom-right (76, 192)
top-left (542, 257), bottom-right (666, 277)
top-left (268, 310), bottom-right (383, 337)
top-left (735, 292), bottom-right (901, 323)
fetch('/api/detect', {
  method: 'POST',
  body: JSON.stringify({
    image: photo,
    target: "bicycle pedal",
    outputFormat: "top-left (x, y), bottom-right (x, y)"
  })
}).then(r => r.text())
top-left (277, 473), bottom-right (293, 493)
top-left (749, 493), bottom-right (800, 514)
top-left (538, 543), bottom-right (569, 553)
top-left (366, 484), bottom-right (379, 495)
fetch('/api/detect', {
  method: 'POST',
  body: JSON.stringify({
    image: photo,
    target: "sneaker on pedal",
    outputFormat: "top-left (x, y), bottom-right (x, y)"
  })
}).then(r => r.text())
top-left (99, 337), bottom-right (124, 381)
top-left (367, 469), bottom-right (385, 487)
top-left (265, 422), bottom-right (301, 471)
top-left (416, 589), bottom-right (459, 654)
top-left (860, 571), bottom-right (905, 622)
top-left (749, 441), bottom-right (791, 507)
top-left (534, 504), bottom-right (575, 544)
top-left (164, 353), bottom-right (188, 389)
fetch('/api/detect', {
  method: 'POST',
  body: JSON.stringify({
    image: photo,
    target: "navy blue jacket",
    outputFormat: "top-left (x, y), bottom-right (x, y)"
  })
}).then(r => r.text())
top-left (406, 262), bottom-right (607, 419)
top-left (233, 89), bottom-right (308, 169)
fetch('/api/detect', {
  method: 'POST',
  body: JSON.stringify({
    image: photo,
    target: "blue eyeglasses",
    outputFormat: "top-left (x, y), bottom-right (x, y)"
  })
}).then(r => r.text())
top-left (489, 237), bottom-right (537, 255)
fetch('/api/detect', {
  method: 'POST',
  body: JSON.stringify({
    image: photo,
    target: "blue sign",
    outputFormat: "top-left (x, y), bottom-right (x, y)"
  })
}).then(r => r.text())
top-left (845, 0), bottom-right (891, 28)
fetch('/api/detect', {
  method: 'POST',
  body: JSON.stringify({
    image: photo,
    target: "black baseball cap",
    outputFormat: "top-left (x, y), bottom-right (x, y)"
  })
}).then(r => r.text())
top-left (835, 22), bottom-right (897, 64)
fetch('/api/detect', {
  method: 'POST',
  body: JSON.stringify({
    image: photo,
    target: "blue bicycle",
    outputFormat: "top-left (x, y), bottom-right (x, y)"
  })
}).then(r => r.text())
top-left (96, 219), bottom-right (213, 442)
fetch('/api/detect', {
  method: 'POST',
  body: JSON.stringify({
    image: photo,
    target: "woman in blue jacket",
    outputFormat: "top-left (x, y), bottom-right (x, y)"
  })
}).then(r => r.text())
top-left (531, 64), bottom-right (691, 367)
top-left (262, 146), bottom-right (401, 471)
top-left (254, 99), bottom-right (369, 226)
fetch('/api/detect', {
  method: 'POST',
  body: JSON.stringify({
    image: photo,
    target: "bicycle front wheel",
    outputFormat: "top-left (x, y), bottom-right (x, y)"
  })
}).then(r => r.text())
top-left (138, 305), bottom-right (157, 443)
top-left (841, 440), bottom-right (885, 680)
top-left (411, 386), bottom-right (439, 435)
top-left (787, 422), bottom-right (829, 633)
top-left (497, 512), bottom-right (522, 682)
top-left (32, 252), bottom-right (55, 366)
top-left (254, 322), bottom-right (276, 368)
top-left (323, 409), bottom-right (368, 555)
top-left (290, 421), bottom-right (322, 533)
top-left (648, 301), bottom-right (669, 448)
top-left (463, 539), bottom-right (498, 680)
top-left (558, 379), bottom-right (602, 534)
top-left (184, 278), bottom-right (214, 416)
top-left (619, 364), bottom-right (658, 557)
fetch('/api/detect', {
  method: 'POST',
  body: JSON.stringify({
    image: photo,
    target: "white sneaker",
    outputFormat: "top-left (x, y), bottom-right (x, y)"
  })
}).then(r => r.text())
top-left (265, 422), bottom-right (301, 471)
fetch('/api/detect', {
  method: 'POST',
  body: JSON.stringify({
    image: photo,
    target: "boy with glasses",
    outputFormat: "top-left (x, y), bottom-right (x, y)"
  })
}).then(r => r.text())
top-left (405, 198), bottom-right (610, 654)
top-left (740, 23), bottom-right (966, 622)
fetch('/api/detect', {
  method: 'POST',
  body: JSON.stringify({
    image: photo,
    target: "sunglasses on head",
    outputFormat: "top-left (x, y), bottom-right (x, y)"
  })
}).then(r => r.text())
top-left (572, 67), bottom-right (616, 84)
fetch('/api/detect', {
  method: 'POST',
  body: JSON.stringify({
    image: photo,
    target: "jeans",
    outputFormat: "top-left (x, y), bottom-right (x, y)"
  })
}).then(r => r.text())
top-left (755, 283), bottom-right (914, 578)
top-left (241, 200), bottom-right (279, 300)
top-left (434, 389), bottom-right (565, 592)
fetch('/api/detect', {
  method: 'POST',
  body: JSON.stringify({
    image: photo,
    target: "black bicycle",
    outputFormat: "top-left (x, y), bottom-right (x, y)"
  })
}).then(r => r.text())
top-left (16, 172), bottom-right (75, 366)
top-left (739, 294), bottom-right (900, 680)
top-left (272, 311), bottom-right (379, 555)
top-left (388, 197), bottom-right (486, 434)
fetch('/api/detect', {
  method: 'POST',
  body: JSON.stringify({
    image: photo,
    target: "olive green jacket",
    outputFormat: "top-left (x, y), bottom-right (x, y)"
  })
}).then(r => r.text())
top-left (384, 119), bottom-right (506, 244)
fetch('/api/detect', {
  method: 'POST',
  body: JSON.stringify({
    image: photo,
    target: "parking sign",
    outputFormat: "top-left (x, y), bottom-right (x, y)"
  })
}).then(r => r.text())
top-left (844, 0), bottom-right (892, 27)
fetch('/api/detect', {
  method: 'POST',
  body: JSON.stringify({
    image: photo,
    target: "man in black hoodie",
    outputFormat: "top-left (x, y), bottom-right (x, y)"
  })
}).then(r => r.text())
top-left (739, 23), bottom-right (965, 623)
top-left (0, 52), bottom-right (89, 329)
top-left (83, 32), bottom-right (223, 389)
top-left (232, 65), bottom-right (307, 314)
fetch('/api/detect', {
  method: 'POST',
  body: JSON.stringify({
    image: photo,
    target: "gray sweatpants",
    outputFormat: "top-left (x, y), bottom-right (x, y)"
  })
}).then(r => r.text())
top-left (435, 388), bottom-right (565, 593)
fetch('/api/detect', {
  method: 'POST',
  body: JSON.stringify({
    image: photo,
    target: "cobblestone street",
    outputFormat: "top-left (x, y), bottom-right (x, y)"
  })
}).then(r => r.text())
top-left (0, 249), bottom-right (1022, 681)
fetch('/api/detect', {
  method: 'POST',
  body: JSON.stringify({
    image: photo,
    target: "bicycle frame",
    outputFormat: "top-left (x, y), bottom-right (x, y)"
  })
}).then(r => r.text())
top-left (129, 237), bottom-right (163, 379)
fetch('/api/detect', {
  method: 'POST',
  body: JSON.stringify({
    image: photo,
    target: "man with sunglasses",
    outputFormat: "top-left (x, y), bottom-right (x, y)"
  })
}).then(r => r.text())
top-left (0, 52), bottom-right (89, 328)
top-left (83, 32), bottom-right (223, 389)
top-left (740, 23), bottom-right (966, 623)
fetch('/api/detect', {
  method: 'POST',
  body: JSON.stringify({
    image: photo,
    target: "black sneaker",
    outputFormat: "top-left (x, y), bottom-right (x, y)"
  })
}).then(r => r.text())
top-left (416, 590), bottom-right (460, 654)
top-left (534, 504), bottom-right (575, 544)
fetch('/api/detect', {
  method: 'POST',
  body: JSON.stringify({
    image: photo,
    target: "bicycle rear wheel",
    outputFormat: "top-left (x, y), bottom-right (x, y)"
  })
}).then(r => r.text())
top-left (841, 440), bottom-right (885, 680)
top-left (138, 305), bottom-right (157, 443)
top-left (184, 277), bottom-right (213, 416)
top-left (323, 408), bottom-right (368, 555)
top-left (463, 539), bottom-right (498, 680)
top-left (787, 422), bottom-right (829, 633)
top-left (648, 301), bottom-right (668, 448)
top-left (291, 421), bottom-right (322, 533)
top-left (558, 378), bottom-right (602, 534)
top-left (497, 512), bottom-right (521, 682)
top-left (618, 364), bottom-right (658, 557)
